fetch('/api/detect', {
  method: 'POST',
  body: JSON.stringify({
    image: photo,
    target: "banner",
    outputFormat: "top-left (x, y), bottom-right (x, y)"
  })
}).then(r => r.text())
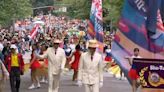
top-left (133, 58), bottom-right (164, 88)
top-left (111, 0), bottom-right (164, 84)
top-left (87, 0), bottom-right (104, 52)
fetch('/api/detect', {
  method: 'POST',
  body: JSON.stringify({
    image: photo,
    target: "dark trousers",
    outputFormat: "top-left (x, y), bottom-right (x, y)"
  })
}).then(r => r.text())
top-left (9, 67), bottom-right (21, 92)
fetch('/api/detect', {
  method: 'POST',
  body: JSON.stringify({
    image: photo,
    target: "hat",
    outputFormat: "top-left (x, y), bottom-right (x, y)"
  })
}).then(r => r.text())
top-left (88, 40), bottom-right (98, 48)
top-left (54, 39), bottom-right (61, 44)
top-left (10, 44), bottom-right (17, 49)
top-left (45, 36), bottom-right (51, 40)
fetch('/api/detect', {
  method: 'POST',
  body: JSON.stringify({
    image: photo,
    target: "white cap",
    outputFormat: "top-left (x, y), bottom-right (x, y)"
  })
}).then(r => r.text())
top-left (10, 44), bottom-right (17, 49)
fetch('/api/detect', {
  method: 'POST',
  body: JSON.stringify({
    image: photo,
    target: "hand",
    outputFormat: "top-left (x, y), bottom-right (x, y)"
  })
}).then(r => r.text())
top-left (77, 80), bottom-right (82, 87)
top-left (3, 75), bottom-right (9, 80)
top-left (69, 62), bottom-right (72, 65)
top-left (99, 82), bottom-right (103, 88)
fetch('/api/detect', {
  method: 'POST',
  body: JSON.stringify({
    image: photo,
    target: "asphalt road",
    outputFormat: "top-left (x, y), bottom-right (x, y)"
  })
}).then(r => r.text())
top-left (3, 51), bottom-right (132, 92)
top-left (3, 71), bottom-right (132, 92)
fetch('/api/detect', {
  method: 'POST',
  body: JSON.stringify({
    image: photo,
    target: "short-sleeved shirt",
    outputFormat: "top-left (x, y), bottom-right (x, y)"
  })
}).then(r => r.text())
top-left (11, 54), bottom-right (19, 67)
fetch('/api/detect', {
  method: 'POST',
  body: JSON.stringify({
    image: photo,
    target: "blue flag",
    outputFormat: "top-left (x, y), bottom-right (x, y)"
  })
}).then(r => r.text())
top-left (146, 0), bottom-right (161, 36)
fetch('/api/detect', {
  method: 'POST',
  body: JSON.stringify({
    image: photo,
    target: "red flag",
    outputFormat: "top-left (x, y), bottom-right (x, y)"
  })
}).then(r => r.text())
top-left (30, 25), bottom-right (39, 39)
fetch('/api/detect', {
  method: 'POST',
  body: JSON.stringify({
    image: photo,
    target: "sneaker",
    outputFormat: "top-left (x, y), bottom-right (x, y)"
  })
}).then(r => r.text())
top-left (45, 80), bottom-right (48, 84)
top-left (40, 79), bottom-right (46, 83)
top-left (36, 83), bottom-right (41, 88)
top-left (73, 82), bottom-right (79, 86)
top-left (28, 84), bottom-right (35, 90)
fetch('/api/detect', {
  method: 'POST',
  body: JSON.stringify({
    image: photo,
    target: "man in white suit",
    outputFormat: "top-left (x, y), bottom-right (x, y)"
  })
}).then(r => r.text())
top-left (78, 40), bottom-right (103, 92)
top-left (35, 39), bottom-right (66, 92)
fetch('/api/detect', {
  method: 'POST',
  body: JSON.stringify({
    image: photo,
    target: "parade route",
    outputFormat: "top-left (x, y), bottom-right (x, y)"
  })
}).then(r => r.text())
top-left (4, 72), bottom-right (131, 92)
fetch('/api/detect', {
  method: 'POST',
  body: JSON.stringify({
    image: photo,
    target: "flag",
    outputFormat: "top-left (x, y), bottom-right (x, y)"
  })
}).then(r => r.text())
top-left (30, 25), bottom-right (39, 39)
top-left (160, 0), bottom-right (164, 22)
top-left (111, 0), bottom-right (164, 84)
top-left (145, 0), bottom-right (161, 36)
top-left (87, 0), bottom-right (104, 52)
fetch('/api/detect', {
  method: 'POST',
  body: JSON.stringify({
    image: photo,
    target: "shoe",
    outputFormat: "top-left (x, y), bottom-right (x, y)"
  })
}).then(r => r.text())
top-left (28, 84), bottom-right (35, 90)
top-left (40, 79), bottom-right (45, 83)
top-left (45, 80), bottom-right (48, 84)
top-left (37, 83), bottom-right (41, 88)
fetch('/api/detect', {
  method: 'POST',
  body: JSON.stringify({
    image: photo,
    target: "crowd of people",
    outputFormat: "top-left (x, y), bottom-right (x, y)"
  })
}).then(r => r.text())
top-left (0, 14), bottom-right (131, 92)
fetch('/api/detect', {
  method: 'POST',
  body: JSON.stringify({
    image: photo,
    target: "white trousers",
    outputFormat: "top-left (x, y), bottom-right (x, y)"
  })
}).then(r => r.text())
top-left (48, 74), bottom-right (60, 92)
top-left (84, 84), bottom-right (99, 92)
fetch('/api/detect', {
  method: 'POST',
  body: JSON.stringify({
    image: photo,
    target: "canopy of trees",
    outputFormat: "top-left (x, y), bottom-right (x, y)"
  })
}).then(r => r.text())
top-left (61, 0), bottom-right (124, 27)
top-left (0, 0), bottom-right (32, 27)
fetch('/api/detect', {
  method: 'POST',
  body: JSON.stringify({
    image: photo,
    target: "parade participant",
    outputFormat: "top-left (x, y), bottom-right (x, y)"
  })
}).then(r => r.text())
top-left (34, 39), bottom-right (66, 92)
top-left (0, 60), bottom-right (9, 92)
top-left (125, 48), bottom-right (141, 92)
top-left (104, 44), bottom-right (112, 71)
top-left (69, 44), bottom-right (81, 82)
top-left (5, 44), bottom-right (24, 92)
top-left (63, 40), bottom-right (72, 70)
top-left (80, 41), bottom-right (87, 52)
top-left (78, 40), bottom-right (103, 92)
top-left (39, 44), bottom-right (48, 84)
top-left (28, 44), bottom-right (41, 89)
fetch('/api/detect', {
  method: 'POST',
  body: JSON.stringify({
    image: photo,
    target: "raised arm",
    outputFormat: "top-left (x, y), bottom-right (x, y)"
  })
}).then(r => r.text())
top-left (36, 48), bottom-right (49, 59)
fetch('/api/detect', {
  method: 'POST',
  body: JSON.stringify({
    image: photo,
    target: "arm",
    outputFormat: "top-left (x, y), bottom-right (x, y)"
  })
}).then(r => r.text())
top-left (125, 56), bottom-right (133, 66)
top-left (78, 54), bottom-right (83, 81)
top-left (99, 56), bottom-right (103, 82)
top-left (61, 50), bottom-right (66, 70)
top-left (1, 61), bottom-right (9, 79)
top-left (36, 49), bottom-right (49, 59)
top-left (69, 55), bottom-right (75, 64)
top-left (19, 54), bottom-right (25, 73)
top-left (29, 55), bottom-right (36, 65)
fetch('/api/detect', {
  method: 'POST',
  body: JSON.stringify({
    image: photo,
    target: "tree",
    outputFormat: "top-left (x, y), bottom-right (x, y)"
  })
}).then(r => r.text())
top-left (30, 0), bottom-right (54, 15)
top-left (103, 0), bottom-right (124, 27)
top-left (0, 0), bottom-right (32, 27)
top-left (61, 0), bottom-right (91, 19)
top-left (61, 0), bottom-right (124, 27)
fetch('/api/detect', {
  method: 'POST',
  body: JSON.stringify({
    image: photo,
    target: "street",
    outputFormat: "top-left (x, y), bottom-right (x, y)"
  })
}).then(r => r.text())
top-left (3, 51), bottom-right (132, 92)
top-left (4, 72), bottom-right (131, 92)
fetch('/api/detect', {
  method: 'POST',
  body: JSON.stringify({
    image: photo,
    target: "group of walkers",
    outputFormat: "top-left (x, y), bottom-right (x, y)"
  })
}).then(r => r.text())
top-left (0, 14), bottom-right (142, 92)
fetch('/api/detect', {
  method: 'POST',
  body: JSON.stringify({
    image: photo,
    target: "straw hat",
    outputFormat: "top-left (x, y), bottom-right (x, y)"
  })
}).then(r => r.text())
top-left (88, 39), bottom-right (98, 48)
top-left (54, 39), bottom-right (62, 44)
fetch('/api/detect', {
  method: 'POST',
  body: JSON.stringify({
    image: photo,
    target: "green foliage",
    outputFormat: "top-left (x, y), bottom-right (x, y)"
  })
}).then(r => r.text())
top-left (31, 0), bottom-right (54, 7)
top-left (103, 0), bottom-right (124, 26)
top-left (61, 0), bottom-right (91, 19)
top-left (31, 0), bottom-right (54, 15)
top-left (61, 0), bottom-right (124, 26)
top-left (0, 0), bottom-right (32, 27)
